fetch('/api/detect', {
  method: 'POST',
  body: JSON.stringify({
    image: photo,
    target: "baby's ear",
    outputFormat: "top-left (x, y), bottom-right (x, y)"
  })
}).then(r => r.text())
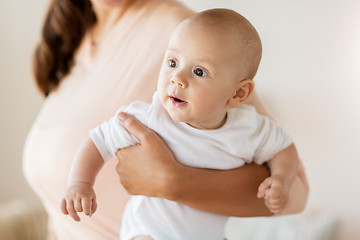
top-left (228, 79), bottom-right (254, 108)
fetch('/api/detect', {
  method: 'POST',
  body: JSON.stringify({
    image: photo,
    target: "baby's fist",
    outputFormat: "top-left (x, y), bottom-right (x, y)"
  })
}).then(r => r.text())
top-left (257, 176), bottom-right (289, 214)
top-left (60, 182), bottom-right (97, 221)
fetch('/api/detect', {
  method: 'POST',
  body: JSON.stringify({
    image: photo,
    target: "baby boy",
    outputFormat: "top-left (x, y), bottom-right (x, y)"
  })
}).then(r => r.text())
top-left (61, 8), bottom-right (299, 240)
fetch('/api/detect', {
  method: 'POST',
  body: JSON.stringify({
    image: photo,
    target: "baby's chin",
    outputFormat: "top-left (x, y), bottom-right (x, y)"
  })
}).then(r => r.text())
top-left (167, 111), bottom-right (187, 123)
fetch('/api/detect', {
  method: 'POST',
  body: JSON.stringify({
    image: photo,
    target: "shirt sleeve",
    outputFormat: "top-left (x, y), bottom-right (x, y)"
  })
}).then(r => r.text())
top-left (89, 106), bottom-right (140, 162)
top-left (252, 114), bottom-right (293, 165)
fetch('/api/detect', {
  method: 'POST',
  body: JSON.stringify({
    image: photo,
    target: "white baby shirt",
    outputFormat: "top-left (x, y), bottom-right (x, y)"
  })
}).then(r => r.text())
top-left (90, 92), bottom-right (292, 240)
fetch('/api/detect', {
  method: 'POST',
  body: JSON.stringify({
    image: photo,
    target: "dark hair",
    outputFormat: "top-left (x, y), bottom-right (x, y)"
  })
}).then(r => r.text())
top-left (33, 0), bottom-right (96, 97)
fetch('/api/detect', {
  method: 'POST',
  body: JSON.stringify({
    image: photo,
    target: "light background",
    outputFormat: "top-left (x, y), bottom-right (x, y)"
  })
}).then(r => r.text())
top-left (1, 0), bottom-right (359, 239)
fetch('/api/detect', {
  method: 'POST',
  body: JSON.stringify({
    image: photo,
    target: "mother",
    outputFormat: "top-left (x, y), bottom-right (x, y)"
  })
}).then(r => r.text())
top-left (24, 0), bottom-right (309, 239)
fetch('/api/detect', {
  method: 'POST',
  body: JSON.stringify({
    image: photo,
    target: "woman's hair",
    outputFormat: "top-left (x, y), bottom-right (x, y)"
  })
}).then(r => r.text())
top-left (33, 0), bottom-right (96, 97)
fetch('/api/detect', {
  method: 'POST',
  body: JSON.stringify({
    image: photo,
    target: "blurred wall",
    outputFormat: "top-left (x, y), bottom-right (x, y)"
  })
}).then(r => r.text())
top-left (1, 0), bottom-right (359, 239)
top-left (0, 1), bottom-right (46, 202)
top-left (178, 1), bottom-right (359, 240)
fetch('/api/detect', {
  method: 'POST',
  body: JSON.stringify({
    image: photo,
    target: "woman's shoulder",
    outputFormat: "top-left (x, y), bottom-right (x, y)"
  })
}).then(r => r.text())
top-left (150, 0), bottom-right (194, 24)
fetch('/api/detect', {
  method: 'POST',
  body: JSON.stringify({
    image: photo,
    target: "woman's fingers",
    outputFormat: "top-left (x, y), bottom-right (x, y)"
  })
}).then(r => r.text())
top-left (115, 112), bottom-right (178, 198)
top-left (117, 112), bottom-right (156, 143)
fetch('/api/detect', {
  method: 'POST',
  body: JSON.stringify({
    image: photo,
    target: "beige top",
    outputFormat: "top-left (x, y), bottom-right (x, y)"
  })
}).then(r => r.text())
top-left (23, 1), bottom-right (192, 239)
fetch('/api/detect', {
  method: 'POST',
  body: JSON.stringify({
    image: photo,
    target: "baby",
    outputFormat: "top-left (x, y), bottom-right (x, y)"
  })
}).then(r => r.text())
top-left (61, 9), bottom-right (299, 240)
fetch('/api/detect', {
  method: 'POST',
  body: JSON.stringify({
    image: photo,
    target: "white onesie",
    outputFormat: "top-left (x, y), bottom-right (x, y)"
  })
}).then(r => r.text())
top-left (90, 92), bottom-right (292, 240)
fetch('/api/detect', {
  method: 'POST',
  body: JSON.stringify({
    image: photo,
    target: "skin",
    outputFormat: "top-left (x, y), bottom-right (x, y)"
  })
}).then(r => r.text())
top-left (89, 0), bottom-right (134, 49)
top-left (157, 18), bottom-right (254, 129)
top-left (156, 10), bottom-right (298, 213)
top-left (60, 10), bottom-right (306, 222)
top-left (116, 115), bottom-right (308, 216)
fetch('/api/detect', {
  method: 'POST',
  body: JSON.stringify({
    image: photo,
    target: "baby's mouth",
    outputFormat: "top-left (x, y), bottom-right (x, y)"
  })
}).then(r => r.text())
top-left (169, 95), bottom-right (187, 106)
top-left (171, 96), bottom-right (185, 103)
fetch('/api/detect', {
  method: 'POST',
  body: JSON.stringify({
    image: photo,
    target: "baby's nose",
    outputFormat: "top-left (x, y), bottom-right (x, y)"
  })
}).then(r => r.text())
top-left (170, 80), bottom-right (185, 88)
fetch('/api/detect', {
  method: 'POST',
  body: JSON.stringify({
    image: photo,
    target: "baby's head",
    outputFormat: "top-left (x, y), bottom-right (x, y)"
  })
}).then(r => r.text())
top-left (157, 9), bottom-right (262, 129)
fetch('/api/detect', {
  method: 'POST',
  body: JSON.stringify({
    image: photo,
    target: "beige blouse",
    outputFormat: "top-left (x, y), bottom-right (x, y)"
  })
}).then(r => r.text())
top-left (23, 0), bottom-right (192, 239)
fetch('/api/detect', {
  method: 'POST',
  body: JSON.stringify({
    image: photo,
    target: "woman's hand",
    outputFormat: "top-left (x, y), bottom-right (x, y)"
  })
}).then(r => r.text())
top-left (115, 112), bottom-right (182, 200)
top-left (115, 112), bottom-right (271, 217)
top-left (115, 112), bottom-right (308, 217)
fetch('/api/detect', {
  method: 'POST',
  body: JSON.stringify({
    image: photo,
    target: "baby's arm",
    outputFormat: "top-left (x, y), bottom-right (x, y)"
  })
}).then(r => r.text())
top-left (60, 137), bottom-right (104, 221)
top-left (257, 143), bottom-right (299, 214)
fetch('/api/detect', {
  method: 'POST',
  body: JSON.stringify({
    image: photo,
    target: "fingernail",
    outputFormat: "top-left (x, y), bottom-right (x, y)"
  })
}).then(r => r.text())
top-left (118, 112), bottom-right (128, 120)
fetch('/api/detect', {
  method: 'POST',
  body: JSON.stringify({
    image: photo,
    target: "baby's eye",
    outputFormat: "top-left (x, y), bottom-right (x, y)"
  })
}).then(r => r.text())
top-left (168, 59), bottom-right (177, 68)
top-left (194, 68), bottom-right (208, 77)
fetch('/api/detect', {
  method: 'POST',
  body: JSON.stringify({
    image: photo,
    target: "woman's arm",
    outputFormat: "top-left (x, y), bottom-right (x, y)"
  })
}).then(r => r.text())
top-left (178, 146), bottom-right (309, 217)
top-left (171, 163), bottom-right (272, 217)
top-left (115, 114), bottom-right (270, 216)
top-left (116, 113), bottom-right (309, 217)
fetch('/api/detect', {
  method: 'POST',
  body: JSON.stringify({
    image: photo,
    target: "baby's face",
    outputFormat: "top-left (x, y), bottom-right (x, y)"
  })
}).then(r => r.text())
top-left (157, 20), bottom-right (242, 129)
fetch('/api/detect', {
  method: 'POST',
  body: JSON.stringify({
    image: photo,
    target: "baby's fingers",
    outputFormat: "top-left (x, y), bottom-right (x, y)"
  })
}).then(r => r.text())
top-left (60, 198), bottom-right (69, 215)
top-left (257, 178), bottom-right (273, 198)
top-left (271, 207), bottom-right (284, 214)
top-left (82, 197), bottom-right (97, 216)
top-left (264, 196), bottom-right (286, 214)
top-left (74, 198), bottom-right (83, 213)
top-left (267, 203), bottom-right (284, 214)
top-left (267, 187), bottom-right (282, 199)
top-left (66, 200), bottom-right (80, 222)
top-left (92, 197), bottom-right (97, 215)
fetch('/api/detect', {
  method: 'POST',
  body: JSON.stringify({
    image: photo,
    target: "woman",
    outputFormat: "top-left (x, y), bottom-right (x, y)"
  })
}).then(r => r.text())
top-left (24, 0), bottom-right (309, 239)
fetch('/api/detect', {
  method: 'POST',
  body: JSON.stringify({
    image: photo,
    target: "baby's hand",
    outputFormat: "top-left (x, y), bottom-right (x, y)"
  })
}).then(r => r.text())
top-left (60, 182), bottom-right (97, 221)
top-left (257, 175), bottom-right (289, 214)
